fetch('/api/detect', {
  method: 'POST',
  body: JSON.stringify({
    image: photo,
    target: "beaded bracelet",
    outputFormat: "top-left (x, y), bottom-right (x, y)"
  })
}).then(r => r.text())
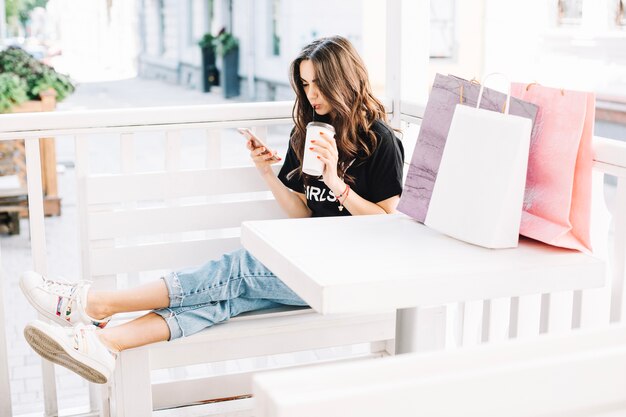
top-left (336, 184), bottom-right (350, 211)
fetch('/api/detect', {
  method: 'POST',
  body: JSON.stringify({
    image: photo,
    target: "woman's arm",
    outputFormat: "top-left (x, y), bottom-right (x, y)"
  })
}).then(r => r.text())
top-left (249, 142), bottom-right (312, 218)
top-left (260, 170), bottom-right (312, 218)
top-left (330, 183), bottom-right (399, 215)
top-left (312, 131), bottom-right (400, 215)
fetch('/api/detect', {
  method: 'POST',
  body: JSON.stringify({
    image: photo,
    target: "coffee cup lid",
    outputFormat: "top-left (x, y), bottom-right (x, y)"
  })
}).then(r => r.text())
top-left (307, 121), bottom-right (335, 133)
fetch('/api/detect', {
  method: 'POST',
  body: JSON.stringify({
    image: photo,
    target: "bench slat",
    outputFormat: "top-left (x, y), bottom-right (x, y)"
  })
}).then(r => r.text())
top-left (152, 351), bottom-right (384, 411)
top-left (90, 237), bottom-right (242, 276)
top-left (88, 198), bottom-right (284, 239)
top-left (86, 165), bottom-right (281, 204)
top-left (144, 310), bottom-right (396, 369)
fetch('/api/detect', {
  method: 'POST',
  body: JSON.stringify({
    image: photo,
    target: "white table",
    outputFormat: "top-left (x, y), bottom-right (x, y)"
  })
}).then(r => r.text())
top-left (241, 213), bottom-right (605, 353)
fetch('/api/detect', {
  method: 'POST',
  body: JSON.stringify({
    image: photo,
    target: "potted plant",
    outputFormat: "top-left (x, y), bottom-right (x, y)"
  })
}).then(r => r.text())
top-left (214, 28), bottom-right (240, 98)
top-left (0, 73), bottom-right (28, 113)
top-left (0, 46), bottom-right (75, 217)
top-left (198, 33), bottom-right (219, 92)
top-left (0, 46), bottom-right (75, 112)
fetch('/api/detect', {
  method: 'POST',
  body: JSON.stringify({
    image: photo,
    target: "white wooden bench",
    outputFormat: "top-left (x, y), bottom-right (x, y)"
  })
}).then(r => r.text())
top-left (69, 104), bottom-right (396, 416)
top-left (253, 323), bottom-right (626, 417)
top-left (0, 102), bottom-right (396, 416)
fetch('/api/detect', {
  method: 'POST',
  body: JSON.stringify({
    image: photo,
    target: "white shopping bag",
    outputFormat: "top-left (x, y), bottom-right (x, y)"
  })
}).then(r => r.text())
top-left (424, 77), bottom-right (533, 249)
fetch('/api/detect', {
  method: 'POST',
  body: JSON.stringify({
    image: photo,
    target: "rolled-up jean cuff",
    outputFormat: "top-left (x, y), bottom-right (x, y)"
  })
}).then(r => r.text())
top-left (151, 273), bottom-right (186, 341)
top-left (152, 308), bottom-right (184, 340)
top-left (161, 272), bottom-right (184, 308)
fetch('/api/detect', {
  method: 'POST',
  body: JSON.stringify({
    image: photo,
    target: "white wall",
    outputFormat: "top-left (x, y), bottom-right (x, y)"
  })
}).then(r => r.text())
top-left (483, 0), bottom-right (626, 96)
top-left (48, 0), bottom-right (139, 81)
top-left (428, 0), bottom-right (485, 86)
top-left (179, 0), bottom-right (210, 67)
top-left (234, 0), bottom-right (364, 88)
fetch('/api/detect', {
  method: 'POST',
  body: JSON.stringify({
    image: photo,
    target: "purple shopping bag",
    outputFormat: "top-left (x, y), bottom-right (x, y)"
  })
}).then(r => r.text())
top-left (398, 74), bottom-right (539, 222)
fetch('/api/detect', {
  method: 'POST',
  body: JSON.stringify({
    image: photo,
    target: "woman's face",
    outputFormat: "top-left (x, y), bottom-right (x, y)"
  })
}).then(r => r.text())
top-left (299, 60), bottom-right (332, 116)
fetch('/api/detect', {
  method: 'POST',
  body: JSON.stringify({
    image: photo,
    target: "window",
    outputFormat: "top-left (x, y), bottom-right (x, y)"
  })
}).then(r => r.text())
top-left (270, 0), bottom-right (281, 56)
top-left (430, 0), bottom-right (455, 59)
top-left (558, 0), bottom-right (583, 25)
top-left (617, 0), bottom-right (626, 26)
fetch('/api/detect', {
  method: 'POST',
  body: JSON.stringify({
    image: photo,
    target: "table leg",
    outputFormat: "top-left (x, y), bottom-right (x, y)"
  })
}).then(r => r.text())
top-left (395, 306), bottom-right (447, 354)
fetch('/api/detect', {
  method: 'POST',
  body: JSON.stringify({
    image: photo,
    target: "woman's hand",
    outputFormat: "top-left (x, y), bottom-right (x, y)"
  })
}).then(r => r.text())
top-left (247, 139), bottom-right (281, 176)
top-left (310, 131), bottom-right (343, 191)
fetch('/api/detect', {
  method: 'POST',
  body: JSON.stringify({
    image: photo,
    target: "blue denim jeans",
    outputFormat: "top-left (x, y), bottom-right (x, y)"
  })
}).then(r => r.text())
top-left (152, 248), bottom-right (307, 340)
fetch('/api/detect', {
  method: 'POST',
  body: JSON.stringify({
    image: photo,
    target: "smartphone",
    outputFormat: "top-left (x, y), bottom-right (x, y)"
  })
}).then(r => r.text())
top-left (237, 128), bottom-right (280, 161)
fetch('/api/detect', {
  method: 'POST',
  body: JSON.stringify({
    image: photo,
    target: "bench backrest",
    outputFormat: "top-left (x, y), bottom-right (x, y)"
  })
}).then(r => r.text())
top-left (70, 108), bottom-right (293, 290)
top-left (77, 158), bottom-right (285, 289)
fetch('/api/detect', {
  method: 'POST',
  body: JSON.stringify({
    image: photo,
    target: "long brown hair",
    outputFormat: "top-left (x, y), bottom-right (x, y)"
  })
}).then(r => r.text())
top-left (288, 36), bottom-right (388, 182)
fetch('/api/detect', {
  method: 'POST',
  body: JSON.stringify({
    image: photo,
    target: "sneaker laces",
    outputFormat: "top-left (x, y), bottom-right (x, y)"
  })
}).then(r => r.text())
top-left (39, 276), bottom-right (92, 306)
top-left (73, 325), bottom-right (118, 358)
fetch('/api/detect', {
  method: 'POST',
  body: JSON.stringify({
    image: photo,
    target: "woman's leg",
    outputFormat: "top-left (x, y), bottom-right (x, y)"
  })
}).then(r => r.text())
top-left (96, 298), bottom-right (284, 352)
top-left (86, 248), bottom-right (285, 318)
top-left (154, 249), bottom-right (307, 342)
top-left (98, 247), bottom-right (297, 349)
top-left (20, 271), bottom-right (172, 327)
top-left (98, 312), bottom-right (170, 351)
top-left (23, 248), bottom-right (308, 384)
top-left (87, 280), bottom-right (170, 320)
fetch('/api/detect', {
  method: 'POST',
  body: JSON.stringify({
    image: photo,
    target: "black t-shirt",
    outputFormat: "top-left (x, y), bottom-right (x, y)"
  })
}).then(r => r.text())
top-left (278, 119), bottom-right (404, 217)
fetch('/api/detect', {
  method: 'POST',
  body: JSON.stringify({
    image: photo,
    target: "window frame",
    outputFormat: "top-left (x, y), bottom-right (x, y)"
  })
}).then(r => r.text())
top-left (617, 0), bottom-right (626, 26)
top-left (429, 0), bottom-right (456, 60)
top-left (557, 0), bottom-right (584, 26)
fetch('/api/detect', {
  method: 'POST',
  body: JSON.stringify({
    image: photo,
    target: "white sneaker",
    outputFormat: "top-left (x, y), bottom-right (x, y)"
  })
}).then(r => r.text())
top-left (20, 271), bottom-right (111, 328)
top-left (24, 320), bottom-right (116, 384)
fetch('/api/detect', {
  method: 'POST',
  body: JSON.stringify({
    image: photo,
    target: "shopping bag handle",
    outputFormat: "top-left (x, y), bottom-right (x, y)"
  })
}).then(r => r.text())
top-left (476, 72), bottom-right (511, 114)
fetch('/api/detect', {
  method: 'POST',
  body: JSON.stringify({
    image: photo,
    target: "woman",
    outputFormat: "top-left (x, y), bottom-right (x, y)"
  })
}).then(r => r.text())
top-left (21, 36), bottom-right (404, 384)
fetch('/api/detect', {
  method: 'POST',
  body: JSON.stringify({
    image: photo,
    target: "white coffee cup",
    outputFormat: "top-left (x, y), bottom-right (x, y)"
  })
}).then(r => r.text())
top-left (303, 121), bottom-right (336, 176)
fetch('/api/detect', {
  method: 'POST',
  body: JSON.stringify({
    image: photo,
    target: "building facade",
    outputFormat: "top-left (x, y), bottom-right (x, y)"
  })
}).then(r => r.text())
top-left (136, 0), bottom-right (626, 103)
top-left (137, 0), bottom-right (369, 100)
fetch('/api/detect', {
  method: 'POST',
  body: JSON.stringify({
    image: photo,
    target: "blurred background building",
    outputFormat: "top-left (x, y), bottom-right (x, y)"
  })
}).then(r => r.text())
top-left (3, 0), bottom-right (625, 106)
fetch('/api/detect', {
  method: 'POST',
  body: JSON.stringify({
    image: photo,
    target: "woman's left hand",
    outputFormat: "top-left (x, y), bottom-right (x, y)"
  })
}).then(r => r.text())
top-left (310, 131), bottom-right (342, 190)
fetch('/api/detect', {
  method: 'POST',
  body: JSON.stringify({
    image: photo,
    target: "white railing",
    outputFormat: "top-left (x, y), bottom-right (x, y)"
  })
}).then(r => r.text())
top-left (0, 100), bottom-right (625, 416)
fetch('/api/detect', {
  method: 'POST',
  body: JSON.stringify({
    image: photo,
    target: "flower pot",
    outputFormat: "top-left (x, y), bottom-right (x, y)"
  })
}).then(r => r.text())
top-left (222, 46), bottom-right (240, 99)
top-left (1, 89), bottom-right (61, 218)
top-left (201, 46), bottom-right (219, 92)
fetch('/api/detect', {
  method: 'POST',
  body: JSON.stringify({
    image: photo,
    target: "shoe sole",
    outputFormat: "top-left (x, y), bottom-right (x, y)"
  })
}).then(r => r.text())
top-left (24, 322), bottom-right (111, 384)
top-left (20, 276), bottom-right (83, 328)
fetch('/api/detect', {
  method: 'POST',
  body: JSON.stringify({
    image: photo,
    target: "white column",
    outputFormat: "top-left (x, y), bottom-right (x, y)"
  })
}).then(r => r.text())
top-left (385, 0), bottom-right (402, 128)
top-left (401, 0), bottom-right (430, 105)
top-left (386, 0), bottom-right (430, 124)
top-left (362, 0), bottom-right (387, 96)
top-left (246, 0), bottom-right (255, 99)
top-left (177, 0), bottom-right (186, 71)
top-left (582, 0), bottom-right (610, 32)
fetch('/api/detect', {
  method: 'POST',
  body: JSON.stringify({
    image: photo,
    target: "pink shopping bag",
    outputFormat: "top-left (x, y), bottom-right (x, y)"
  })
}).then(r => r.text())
top-left (511, 83), bottom-right (595, 253)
